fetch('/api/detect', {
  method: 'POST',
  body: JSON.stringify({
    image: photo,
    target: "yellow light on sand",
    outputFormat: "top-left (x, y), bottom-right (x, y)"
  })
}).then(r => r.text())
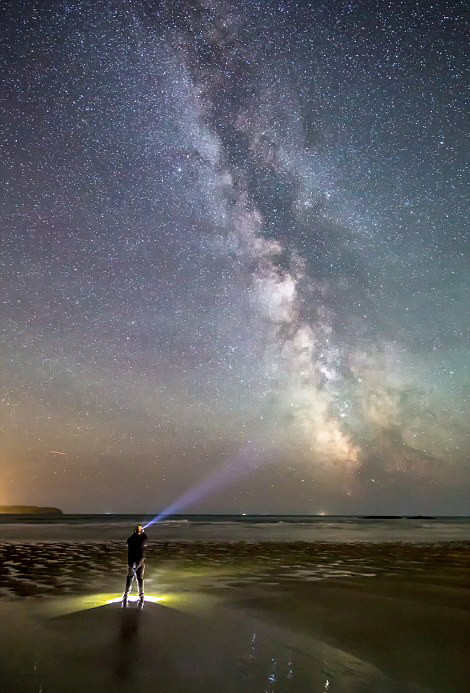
top-left (106, 595), bottom-right (163, 604)
top-left (42, 593), bottom-right (168, 618)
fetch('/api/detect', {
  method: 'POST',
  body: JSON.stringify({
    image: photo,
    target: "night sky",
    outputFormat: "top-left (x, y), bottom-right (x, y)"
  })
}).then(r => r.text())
top-left (1, 0), bottom-right (468, 514)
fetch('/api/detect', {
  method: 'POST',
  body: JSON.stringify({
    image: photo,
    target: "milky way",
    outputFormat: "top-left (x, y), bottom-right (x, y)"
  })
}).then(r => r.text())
top-left (1, 0), bottom-right (468, 513)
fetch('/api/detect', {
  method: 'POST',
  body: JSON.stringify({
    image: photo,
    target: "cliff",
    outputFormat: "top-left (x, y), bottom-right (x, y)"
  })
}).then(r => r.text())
top-left (0, 505), bottom-right (63, 515)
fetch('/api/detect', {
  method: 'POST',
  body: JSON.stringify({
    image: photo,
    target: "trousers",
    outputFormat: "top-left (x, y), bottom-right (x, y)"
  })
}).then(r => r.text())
top-left (124, 559), bottom-right (145, 596)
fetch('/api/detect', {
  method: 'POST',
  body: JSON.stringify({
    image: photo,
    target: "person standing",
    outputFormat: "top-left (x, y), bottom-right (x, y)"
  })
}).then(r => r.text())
top-left (122, 524), bottom-right (148, 608)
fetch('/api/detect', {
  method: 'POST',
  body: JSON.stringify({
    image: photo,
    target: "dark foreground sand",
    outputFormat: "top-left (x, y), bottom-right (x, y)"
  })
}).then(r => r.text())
top-left (1, 541), bottom-right (469, 692)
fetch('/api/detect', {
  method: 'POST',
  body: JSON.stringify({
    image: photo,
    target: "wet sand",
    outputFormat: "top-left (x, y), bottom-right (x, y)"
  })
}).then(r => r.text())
top-left (1, 541), bottom-right (469, 691)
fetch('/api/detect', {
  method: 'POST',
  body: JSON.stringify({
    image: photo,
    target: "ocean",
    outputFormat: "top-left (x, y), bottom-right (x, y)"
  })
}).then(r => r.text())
top-left (1, 513), bottom-right (470, 542)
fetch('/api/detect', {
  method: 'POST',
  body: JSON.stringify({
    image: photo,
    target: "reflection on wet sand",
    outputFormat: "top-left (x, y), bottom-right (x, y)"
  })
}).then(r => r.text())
top-left (0, 595), bottom-right (435, 692)
top-left (115, 609), bottom-right (141, 683)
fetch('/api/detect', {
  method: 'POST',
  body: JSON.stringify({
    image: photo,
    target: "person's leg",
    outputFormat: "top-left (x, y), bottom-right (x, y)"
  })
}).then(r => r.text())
top-left (124, 563), bottom-right (135, 595)
top-left (136, 560), bottom-right (145, 598)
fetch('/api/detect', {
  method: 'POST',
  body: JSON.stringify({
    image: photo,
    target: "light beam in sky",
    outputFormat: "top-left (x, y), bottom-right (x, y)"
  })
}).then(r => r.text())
top-left (144, 444), bottom-right (268, 527)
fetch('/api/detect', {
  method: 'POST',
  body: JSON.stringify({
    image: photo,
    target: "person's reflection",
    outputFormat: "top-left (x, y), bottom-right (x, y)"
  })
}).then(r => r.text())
top-left (114, 609), bottom-right (141, 682)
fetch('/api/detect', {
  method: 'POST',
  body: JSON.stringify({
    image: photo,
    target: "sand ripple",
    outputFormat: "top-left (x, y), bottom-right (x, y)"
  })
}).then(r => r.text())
top-left (1, 540), bottom-right (470, 599)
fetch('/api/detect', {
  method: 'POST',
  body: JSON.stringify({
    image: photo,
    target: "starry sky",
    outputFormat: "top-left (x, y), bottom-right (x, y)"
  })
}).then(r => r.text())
top-left (1, 0), bottom-right (468, 514)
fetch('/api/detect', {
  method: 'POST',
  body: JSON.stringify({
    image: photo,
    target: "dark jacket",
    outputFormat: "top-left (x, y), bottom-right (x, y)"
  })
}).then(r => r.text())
top-left (127, 531), bottom-right (148, 564)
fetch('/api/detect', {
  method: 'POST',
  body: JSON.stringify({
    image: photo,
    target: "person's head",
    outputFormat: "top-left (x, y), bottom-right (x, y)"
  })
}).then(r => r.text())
top-left (135, 524), bottom-right (143, 534)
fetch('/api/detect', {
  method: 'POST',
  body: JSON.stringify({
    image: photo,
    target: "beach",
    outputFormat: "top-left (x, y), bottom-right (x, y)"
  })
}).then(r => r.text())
top-left (1, 521), bottom-right (470, 692)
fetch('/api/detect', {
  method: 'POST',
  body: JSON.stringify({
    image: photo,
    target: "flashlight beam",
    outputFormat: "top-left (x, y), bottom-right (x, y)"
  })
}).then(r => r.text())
top-left (143, 443), bottom-right (267, 529)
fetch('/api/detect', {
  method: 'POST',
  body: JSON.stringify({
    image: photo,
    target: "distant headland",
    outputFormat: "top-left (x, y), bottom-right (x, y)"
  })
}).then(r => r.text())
top-left (0, 506), bottom-right (63, 515)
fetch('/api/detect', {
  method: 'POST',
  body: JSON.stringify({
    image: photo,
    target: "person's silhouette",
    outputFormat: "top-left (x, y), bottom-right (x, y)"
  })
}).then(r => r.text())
top-left (122, 524), bottom-right (148, 608)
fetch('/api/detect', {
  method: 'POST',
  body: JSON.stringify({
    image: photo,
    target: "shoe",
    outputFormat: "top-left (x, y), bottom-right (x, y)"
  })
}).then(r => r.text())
top-left (121, 594), bottom-right (128, 608)
top-left (137, 595), bottom-right (144, 610)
